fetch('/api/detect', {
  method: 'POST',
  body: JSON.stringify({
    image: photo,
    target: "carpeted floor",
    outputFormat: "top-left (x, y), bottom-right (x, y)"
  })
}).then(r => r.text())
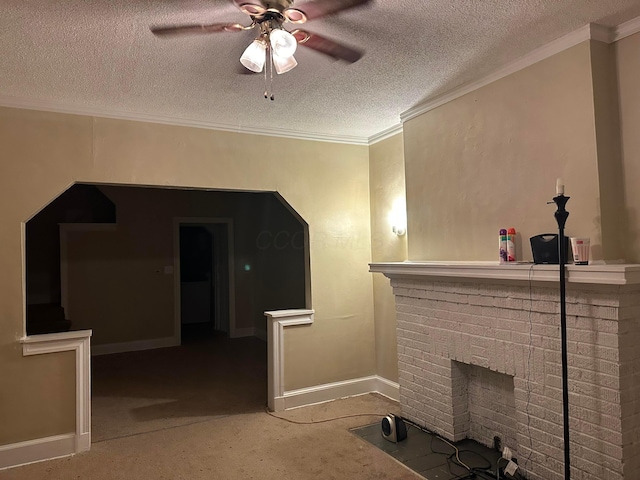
top-left (2, 394), bottom-right (418, 480)
top-left (1, 328), bottom-right (420, 479)
top-left (91, 328), bottom-right (267, 442)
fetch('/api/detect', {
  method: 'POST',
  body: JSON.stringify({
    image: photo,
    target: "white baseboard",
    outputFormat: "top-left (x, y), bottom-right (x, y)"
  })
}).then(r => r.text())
top-left (374, 376), bottom-right (400, 402)
top-left (0, 433), bottom-right (75, 470)
top-left (281, 375), bottom-right (400, 410)
top-left (77, 432), bottom-right (91, 452)
top-left (91, 336), bottom-right (179, 356)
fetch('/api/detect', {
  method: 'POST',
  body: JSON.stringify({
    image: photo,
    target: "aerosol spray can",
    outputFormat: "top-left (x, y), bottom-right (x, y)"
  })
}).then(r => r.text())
top-left (499, 229), bottom-right (508, 264)
top-left (507, 227), bottom-right (517, 262)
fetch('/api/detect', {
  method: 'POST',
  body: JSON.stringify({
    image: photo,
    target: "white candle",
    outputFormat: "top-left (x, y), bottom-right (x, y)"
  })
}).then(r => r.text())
top-left (556, 178), bottom-right (564, 195)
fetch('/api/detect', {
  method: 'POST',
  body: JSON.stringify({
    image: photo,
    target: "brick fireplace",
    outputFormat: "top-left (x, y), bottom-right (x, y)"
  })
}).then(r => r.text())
top-left (370, 262), bottom-right (640, 480)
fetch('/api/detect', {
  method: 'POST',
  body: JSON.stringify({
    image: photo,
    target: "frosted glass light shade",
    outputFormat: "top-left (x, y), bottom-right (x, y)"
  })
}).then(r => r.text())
top-left (273, 53), bottom-right (297, 74)
top-left (269, 29), bottom-right (297, 58)
top-left (240, 39), bottom-right (267, 72)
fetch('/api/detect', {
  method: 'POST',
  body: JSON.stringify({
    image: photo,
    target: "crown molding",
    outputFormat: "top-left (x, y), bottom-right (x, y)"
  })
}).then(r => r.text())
top-left (401, 24), bottom-right (605, 123)
top-left (612, 15), bottom-right (640, 42)
top-left (0, 95), bottom-right (370, 146)
top-left (368, 123), bottom-right (403, 145)
top-left (589, 22), bottom-right (615, 43)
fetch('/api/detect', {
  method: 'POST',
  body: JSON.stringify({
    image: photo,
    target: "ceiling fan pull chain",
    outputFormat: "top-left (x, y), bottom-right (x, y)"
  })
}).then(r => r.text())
top-left (263, 46), bottom-right (274, 100)
top-left (264, 54), bottom-right (269, 99)
top-left (269, 47), bottom-right (275, 101)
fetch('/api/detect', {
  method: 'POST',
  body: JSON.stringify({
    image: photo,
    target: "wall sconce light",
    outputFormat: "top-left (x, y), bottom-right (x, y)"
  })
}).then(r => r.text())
top-left (388, 197), bottom-right (407, 237)
top-left (392, 225), bottom-right (406, 236)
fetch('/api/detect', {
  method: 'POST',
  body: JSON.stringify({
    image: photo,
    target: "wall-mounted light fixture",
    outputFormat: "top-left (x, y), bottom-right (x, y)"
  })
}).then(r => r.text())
top-left (392, 224), bottom-right (406, 236)
top-left (388, 197), bottom-right (407, 236)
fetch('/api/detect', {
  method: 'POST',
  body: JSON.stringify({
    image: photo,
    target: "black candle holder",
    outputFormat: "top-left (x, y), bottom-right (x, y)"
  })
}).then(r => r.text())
top-left (552, 193), bottom-right (571, 480)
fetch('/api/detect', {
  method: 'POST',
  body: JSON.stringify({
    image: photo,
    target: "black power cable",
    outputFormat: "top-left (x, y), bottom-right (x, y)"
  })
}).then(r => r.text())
top-left (401, 417), bottom-right (519, 480)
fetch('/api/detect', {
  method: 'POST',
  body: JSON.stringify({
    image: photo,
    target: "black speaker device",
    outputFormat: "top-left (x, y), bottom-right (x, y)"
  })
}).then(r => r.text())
top-left (530, 233), bottom-right (569, 264)
top-left (381, 414), bottom-right (407, 443)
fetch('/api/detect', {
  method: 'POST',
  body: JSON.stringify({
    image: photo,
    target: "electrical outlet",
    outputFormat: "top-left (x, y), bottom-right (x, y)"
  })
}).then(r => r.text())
top-left (502, 446), bottom-right (513, 461)
top-left (504, 460), bottom-right (518, 476)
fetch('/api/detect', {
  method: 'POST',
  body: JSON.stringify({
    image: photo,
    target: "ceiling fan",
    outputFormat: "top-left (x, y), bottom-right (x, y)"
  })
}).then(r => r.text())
top-left (151, 0), bottom-right (372, 98)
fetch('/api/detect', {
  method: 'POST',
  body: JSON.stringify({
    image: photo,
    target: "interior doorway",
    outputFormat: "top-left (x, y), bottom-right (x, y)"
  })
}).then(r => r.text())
top-left (24, 184), bottom-right (309, 447)
top-left (174, 218), bottom-right (235, 343)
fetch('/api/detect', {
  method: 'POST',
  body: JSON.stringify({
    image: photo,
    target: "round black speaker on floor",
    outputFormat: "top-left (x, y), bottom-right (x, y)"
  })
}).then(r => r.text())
top-left (381, 414), bottom-right (407, 443)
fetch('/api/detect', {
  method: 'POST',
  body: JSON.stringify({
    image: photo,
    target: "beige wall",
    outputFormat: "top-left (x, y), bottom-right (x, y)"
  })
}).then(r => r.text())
top-left (369, 133), bottom-right (407, 382)
top-left (404, 42), bottom-right (604, 262)
top-left (590, 40), bottom-right (627, 262)
top-left (617, 32), bottom-right (640, 262)
top-left (0, 109), bottom-right (374, 445)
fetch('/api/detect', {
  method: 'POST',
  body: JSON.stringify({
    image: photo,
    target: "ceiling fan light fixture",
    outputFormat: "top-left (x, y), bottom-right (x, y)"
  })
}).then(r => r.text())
top-left (269, 28), bottom-right (297, 59)
top-left (273, 53), bottom-right (297, 74)
top-left (240, 39), bottom-right (267, 72)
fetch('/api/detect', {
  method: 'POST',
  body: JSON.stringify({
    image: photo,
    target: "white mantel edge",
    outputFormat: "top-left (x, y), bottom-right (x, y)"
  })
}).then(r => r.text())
top-left (369, 262), bottom-right (640, 286)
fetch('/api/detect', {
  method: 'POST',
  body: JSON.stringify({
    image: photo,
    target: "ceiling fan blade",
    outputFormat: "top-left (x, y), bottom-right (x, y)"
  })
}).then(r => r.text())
top-left (292, 0), bottom-right (372, 21)
top-left (292, 29), bottom-right (363, 63)
top-left (232, 0), bottom-right (266, 16)
top-left (151, 23), bottom-right (246, 37)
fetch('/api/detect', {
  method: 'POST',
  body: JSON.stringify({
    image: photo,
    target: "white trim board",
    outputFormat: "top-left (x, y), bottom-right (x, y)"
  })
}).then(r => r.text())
top-left (369, 261), bottom-right (640, 286)
top-left (280, 375), bottom-right (400, 411)
top-left (0, 434), bottom-right (76, 471)
top-left (264, 309), bottom-right (399, 412)
top-left (16, 330), bottom-right (93, 469)
top-left (369, 124), bottom-right (404, 145)
top-left (265, 309), bottom-right (315, 412)
top-left (613, 15), bottom-right (640, 42)
top-left (91, 336), bottom-right (179, 356)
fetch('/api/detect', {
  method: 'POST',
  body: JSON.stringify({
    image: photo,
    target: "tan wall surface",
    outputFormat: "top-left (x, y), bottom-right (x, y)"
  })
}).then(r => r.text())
top-left (617, 32), bottom-right (640, 262)
top-left (0, 108), bottom-right (93, 444)
top-left (404, 42), bottom-right (602, 262)
top-left (369, 133), bottom-right (407, 382)
top-left (0, 109), bottom-right (373, 445)
top-left (590, 40), bottom-right (626, 261)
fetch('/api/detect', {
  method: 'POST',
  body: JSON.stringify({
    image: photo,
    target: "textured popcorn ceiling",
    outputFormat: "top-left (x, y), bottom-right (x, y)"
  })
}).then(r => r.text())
top-left (1, 0), bottom-right (640, 142)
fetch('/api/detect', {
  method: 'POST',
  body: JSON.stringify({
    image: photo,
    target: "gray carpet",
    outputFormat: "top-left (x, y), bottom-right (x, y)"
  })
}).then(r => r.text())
top-left (2, 395), bottom-right (419, 480)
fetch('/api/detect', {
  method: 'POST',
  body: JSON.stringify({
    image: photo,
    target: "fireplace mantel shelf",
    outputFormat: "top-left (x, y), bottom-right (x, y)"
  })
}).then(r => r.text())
top-left (369, 261), bottom-right (640, 285)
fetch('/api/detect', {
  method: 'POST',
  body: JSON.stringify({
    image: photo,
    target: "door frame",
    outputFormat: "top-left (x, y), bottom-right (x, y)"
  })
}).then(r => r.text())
top-left (173, 217), bottom-right (236, 343)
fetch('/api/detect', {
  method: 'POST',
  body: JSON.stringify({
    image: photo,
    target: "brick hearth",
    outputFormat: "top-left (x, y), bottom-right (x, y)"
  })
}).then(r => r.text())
top-left (370, 262), bottom-right (640, 480)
